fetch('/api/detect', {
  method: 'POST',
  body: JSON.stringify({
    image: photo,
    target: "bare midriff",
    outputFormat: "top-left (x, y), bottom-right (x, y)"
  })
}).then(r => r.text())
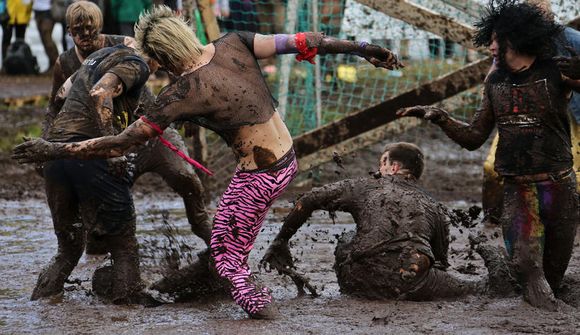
top-left (232, 111), bottom-right (294, 171)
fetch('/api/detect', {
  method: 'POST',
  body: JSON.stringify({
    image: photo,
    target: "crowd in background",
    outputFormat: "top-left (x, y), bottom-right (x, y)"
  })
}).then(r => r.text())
top-left (0, 0), bottom-right (187, 74)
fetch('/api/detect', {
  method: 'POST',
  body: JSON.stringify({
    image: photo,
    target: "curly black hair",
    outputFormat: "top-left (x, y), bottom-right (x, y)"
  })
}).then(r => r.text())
top-left (473, 0), bottom-right (563, 66)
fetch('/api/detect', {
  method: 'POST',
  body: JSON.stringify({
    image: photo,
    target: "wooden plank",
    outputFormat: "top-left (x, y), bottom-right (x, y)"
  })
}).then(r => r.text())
top-left (439, 0), bottom-right (485, 18)
top-left (197, 0), bottom-right (220, 41)
top-left (356, 0), bottom-right (478, 49)
top-left (293, 57), bottom-right (493, 159)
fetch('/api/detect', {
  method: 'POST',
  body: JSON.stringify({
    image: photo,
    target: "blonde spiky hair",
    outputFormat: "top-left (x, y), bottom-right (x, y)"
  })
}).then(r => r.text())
top-left (134, 6), bottom-right (203, 74)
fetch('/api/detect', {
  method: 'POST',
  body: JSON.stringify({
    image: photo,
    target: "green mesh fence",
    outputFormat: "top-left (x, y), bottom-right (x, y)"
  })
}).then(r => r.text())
top-left (194, 0), bottom-right (578, 188)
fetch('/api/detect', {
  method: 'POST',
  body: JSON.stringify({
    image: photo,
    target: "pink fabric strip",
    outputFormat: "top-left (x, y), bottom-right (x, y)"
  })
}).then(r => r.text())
top-left (140, 116), bottom-right (213, 176)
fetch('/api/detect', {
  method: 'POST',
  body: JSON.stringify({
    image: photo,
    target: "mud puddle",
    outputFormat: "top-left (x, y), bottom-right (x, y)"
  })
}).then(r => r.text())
top-left (0, 195), bottom-right (579, 334)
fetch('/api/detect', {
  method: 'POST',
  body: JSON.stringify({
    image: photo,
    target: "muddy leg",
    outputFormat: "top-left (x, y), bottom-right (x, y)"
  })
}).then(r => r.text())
top-left (160, 167), bottom-right (212, 246)
top-left (105, 218), bottom-right (144, 304)
top-left (32, 166), bottom-right (85, 300)
top-left (476, 245), bottom-right (518, 296)
top-left (540, 176), bottom-right (578, 292)
top-left (502, 181), bottom-right (557, 311)
top-left (132, 129), bottom-right (212, 246)
top-left (406, 267), bottom-right (484, 300)
top-left (150, 250), bottom-right (228, 300)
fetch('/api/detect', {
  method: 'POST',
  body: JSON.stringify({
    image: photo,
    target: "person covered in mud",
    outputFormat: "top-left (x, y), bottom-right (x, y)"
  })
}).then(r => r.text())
top-left (397, 0), bottom-right (580, 310)
top-left (29, 40), bottom-right (160, 305)
top-left (12, 5), bottom-right (403, 319)
top-left (481, 0), bottom-right (580, 226)
top-left (261, 142), bottom-right (513, 300)
top-left (43, 1), bottom-right (212, 255)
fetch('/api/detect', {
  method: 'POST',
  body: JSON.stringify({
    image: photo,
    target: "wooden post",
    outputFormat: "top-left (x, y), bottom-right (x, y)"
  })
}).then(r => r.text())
top-left (197, 0), bottom-right (220, 41)
top-left (312, 0), bottom-right (322, 127)
top-left (278, 0), bottom-right (300, 119)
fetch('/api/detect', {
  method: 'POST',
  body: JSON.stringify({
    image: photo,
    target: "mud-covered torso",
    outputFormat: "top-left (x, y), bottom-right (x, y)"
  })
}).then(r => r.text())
top-left (144, 32), bottom-right (277, 145)
top-left (47, 45), bottom-right (149, 142)
top-left (319, 176), bottom-right (448, 263)
top-left (488, 59), bottom-right (572, 176)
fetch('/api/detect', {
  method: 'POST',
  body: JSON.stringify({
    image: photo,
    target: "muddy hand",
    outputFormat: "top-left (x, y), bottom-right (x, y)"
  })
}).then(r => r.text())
top-left (12, 137), bottom-right (57, 164)
top-left (399, 247), bottom-right (430, 282)
top-left (259, 240), bottom-right (319, 297)
top-left (397, 105), bottom-right (448, 122)
top-left (260, 239), bottom-right (295, 274)
top-left (107, 156), bottom-right (128, 178)
top-left (553, 53), bottom-right (580, 80)
top-left (363, 44), bottom-right (404, 70)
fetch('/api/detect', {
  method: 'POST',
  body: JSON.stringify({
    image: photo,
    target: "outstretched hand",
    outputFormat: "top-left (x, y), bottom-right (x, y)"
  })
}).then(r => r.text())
top-left (362, 44), bottom-right (405, 70)
top-left (260, 239), bottom-right (319, 297)
top-left (396, 105), bottom-right (449, 123)
top-left (553, 46), bottom-right (580, 80)
top-left (12, 137), bottom-right (58, 164)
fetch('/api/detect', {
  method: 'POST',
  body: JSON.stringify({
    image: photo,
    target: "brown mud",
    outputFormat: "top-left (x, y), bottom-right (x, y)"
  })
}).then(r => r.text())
top-left (1, 106), bottom-right (579, 334)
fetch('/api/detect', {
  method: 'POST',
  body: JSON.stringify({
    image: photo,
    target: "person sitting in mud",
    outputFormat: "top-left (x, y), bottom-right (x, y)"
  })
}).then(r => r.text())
top-left (261, 142), bottom-right (513, 301)
top-left (398, 0), bottom-right (580, 310)
top-left (29, 41), bottom-right (160, 305)
top-left (12, 5), bottom-right (403, 319)
top-left (44, 1), bottom-right (212, 255)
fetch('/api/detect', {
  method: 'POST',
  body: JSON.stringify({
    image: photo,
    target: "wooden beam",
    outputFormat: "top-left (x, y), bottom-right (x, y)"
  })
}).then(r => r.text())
top-left (298, 118), bottom-right (421, 171)
top-left (356, 0), bottom-right (478, 50)
top-left (439, 0), bottom-right (485, 18)
top-left (293, 57), bottom-right (493, 159)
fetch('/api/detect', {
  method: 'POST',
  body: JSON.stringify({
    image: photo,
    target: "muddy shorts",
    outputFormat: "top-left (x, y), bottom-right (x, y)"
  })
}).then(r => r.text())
top-left (44, 158), bottom-right (135, 235)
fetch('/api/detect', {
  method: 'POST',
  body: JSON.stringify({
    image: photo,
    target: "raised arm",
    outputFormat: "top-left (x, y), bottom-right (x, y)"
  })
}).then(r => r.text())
top-left (397, 87), bottom-right (495, 151)
top-left (250, 32), bottom-right (403, 70)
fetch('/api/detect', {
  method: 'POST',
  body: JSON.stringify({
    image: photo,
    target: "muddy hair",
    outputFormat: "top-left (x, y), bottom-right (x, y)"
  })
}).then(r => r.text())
top-left (65, 1), bottom-right (103, 30)
top-left (134, 6), bottom-right (203, 74)
top-left (383, 142), bottom-right (425, 180)
top-left (473, 0), bottom-right (563, 66)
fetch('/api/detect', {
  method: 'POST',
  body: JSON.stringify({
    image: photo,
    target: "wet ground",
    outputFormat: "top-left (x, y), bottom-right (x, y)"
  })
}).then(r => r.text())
top-left (1, 106), bottom-right (580, 334)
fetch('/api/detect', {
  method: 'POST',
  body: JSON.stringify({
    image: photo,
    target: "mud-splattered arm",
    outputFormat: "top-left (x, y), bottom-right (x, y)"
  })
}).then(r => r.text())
top-left (260, 179), bottom-right (359, 297)
top-left (90, 72), bottom-right (124, 136)
top-left (430, 204), bottom-right (451, 269)
top-left (12, 119), bottom-right (157, 164)
top-left (397, 89), bottom-right (495, 151)
top-left (276, 179), bottom-right (359, 243)
top-left (252, 33), bottom-right (404, 70)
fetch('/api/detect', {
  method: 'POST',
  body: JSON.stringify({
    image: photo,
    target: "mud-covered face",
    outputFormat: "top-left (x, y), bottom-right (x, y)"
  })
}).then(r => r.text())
top-left (69, 21), bottom-right (101, 57)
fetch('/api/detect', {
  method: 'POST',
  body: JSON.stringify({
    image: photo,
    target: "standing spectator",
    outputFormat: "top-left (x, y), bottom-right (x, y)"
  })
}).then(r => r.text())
top-left (33, 0), bottom-right (58, 73)
top-left (110, 0), bottom-right (152, 37)
top-left (1, 0), bottom-right (33, 64)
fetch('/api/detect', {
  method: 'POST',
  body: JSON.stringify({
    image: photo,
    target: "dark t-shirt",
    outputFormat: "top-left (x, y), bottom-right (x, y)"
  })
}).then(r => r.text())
top-left (487, 59), bottom-right (573, 176)
top-left (47, 45), bottom-right (149, 142)
top-left (50, 35), bottom-right (127, 109)
top-left (143, 32), bottom-right (277, 145)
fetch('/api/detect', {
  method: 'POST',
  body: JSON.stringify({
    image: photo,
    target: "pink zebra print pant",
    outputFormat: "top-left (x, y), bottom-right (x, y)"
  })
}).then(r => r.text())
top-left (210, 149), bottom-right (298, 314)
